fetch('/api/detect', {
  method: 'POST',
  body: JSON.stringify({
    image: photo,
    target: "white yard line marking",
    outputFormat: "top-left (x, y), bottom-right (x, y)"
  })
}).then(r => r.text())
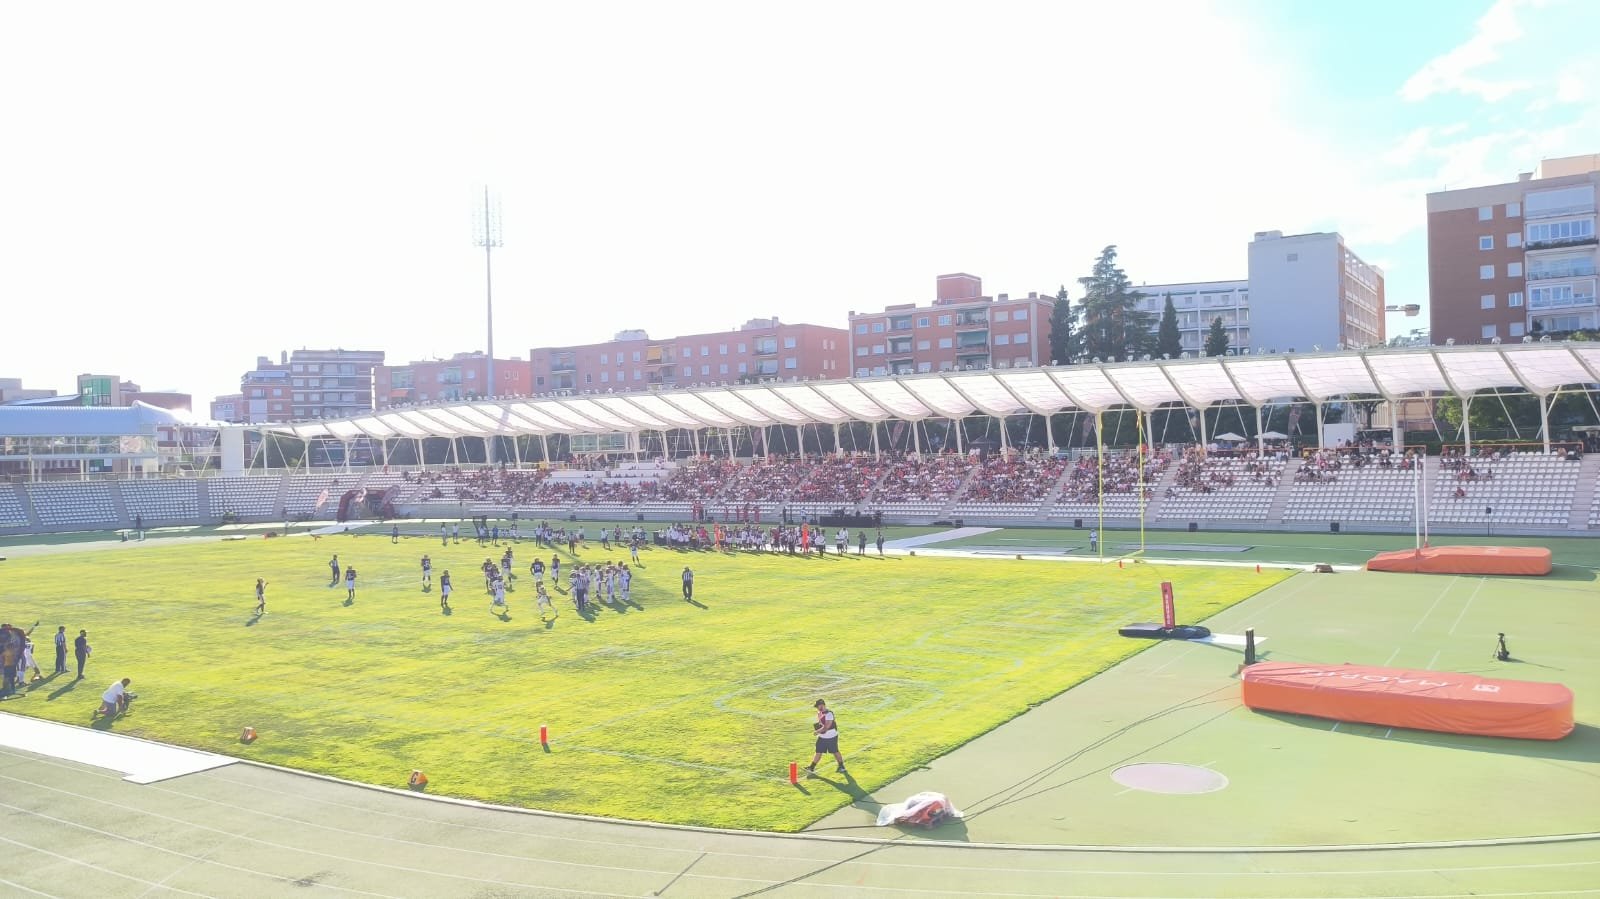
top-left (1448, 578), bottom-right (1486, 636)
top-left (1382, 646), bottom-right (1402, 666)
top-left (1410, 576), bottom-right (1458, 632)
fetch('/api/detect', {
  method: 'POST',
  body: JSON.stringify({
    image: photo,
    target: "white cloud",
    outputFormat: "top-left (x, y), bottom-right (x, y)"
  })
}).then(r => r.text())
top-left (1400, 0), bottom-right (1543, 103)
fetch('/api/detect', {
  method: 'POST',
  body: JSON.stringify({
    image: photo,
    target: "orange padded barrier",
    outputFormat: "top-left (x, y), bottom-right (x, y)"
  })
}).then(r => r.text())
top-left (1242, 662), bottom-right (1573, 740)
top-left (1366, 545), bottom-right (1551, 576)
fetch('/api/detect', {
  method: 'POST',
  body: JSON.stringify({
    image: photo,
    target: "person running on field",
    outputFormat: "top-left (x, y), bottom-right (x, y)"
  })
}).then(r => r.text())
top-left (806, 699), bottom-right (847, 776)
top-left (492, 576), bottom-right (507, 612)
top-left (551, 555), bottom-right (562, 586)
top-left (630, 536), bottom-right (641, 564)
top-left (439, 571), bottom-right (452, 610)
top-left (254, 578), bottom-right (267, 615)
top-left (535, 582), bottom-right (554, 618)
top-left (531, 557), bottom-right (544, 587)
top-left (681, 566), bottom-right (694, 601)
top-left (501, 548), bottom-right (514, 589)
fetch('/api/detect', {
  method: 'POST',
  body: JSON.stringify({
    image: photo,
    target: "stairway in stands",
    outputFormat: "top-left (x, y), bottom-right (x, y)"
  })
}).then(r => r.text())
top-left (934, 464), bottom-right (985, 520)
top-left (108, 481), bottom-right (132, 530)
top-left (1263, 459), bottom-right (1302, 527)
top-left (1565, 454), bottom-right (1600, 530)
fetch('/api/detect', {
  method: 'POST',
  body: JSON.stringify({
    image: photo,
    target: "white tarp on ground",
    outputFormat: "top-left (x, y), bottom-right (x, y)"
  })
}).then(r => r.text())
top-left (0, 711), bottom-right (234, 783)
top-left (875, 791), bottom-right (964, 827)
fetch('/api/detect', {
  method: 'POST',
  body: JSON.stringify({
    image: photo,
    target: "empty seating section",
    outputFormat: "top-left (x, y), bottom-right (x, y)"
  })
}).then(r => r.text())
top-left (27, 482), bottom-right (117, 528)
top-left (120, 479), bottom-right (200, 522)
top-left (0, 484), bottom-right (29, 527)
top-left (391, 468), bottom-right (550, 506)
top-left (1158, 452), bottom-right (1283, 521)
top-left (283, 474), bottom-right (348, 518)
top-left (1592, 473), bottom-right (1600, 527)
top-left (1282, 449), bottom-right (1420, 523)
top-left (206, 476), bottom-right (281, 518)
top-left (1048, 453), bottom-right (1166, 520)
top-left (1428, 452), bottom-right (1579, 527)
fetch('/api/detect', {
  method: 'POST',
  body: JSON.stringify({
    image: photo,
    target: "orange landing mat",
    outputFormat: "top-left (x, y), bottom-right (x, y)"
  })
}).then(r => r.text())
top-left (1366, 545), bottom-right (1551, 575)
top-left (1242, 662), bottom-right (1574, 740)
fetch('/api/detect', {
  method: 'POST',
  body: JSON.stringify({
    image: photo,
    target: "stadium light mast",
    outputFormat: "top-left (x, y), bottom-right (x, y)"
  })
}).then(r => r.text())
top-left (474, 187), bottom-right (504, 464)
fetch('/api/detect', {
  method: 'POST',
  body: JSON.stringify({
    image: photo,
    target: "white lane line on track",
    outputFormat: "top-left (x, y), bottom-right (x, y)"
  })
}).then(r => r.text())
top-left (1411, 577), bottom-right (1458, 632)
top-left (1448, 578), bottom-right (1486, 636)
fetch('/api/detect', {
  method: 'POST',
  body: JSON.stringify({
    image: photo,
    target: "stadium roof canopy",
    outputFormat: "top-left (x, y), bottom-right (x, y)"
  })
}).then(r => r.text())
top-left (0, 401), bottom-right (211, 438)
top-left (254, 343), bottom-right (1600, 440)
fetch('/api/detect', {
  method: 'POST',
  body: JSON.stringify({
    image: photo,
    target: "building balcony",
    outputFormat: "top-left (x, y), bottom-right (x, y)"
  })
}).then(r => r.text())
top-left (1526, 263), bottom-right (1597, 282)
top-left (550, 362), bottom-right (576, 372)
top-left (1525, 204), bottom-right (1596, 220)
top-left (754, 344), bottom-right (779, 356)
top-left (1525, 236), bottom-right (1598, 252)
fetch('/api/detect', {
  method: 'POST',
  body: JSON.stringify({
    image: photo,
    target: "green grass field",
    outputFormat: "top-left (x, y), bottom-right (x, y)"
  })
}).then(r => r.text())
top-left (0, 533), bottom-right (1288, 830)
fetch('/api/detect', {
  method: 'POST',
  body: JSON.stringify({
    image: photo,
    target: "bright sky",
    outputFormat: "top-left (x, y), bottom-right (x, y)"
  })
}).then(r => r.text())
top-left (3, 0), bottom-right (1597, 406)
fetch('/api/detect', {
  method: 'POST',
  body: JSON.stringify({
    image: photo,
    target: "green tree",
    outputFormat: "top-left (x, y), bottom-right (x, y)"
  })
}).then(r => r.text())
top-left (1203, 316), bottom-right (1230, 357)
top-left (1077, 245), bottom-right (1154, 361)
top-left (1156, 293), bottom-right (1182, 359)
top-left (1048, 285), bottom-right (1079, 365)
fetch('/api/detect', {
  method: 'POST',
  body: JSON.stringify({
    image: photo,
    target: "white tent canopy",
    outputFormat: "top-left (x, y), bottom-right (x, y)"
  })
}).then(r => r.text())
top-left (247, 344), bottom-right (1600, 442)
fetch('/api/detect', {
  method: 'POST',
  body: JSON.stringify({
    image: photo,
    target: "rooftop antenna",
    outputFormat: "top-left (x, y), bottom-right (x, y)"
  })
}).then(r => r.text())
top-left (474, 186), bottom-right (504, 462)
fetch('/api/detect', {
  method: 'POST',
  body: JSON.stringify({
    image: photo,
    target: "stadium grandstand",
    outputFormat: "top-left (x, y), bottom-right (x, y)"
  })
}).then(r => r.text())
top-left (5, 344), bottom-right (1600, 535)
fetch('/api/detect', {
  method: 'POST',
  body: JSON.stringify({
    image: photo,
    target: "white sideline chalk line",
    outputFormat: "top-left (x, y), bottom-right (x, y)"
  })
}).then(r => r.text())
top-left (0, 711), bottom-right (233, 784)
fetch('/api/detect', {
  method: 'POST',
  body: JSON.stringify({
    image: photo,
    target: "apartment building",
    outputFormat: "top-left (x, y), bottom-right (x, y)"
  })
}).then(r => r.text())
top-left (529, 319), bottom-right (848, 394)
top-left (216, 348), bottom-right (383, 423)
top-left (1131, 280), bottom-right (1250, 356)
top-left (847, 274), bottom-right (1054, 377)
top-left (1246, 231), bottom-right (1384, 352)
top-left (1427, 153), bottom-right (1600, 344)
top-left (375, 352), bottom-right (533, 408)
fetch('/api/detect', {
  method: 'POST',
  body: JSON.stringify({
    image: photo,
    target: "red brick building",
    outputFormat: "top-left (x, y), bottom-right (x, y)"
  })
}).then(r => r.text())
top-left (848, 274), bottom-right (1055, 376)
top-left (529, 319), bottom-right (849, 394)
top-left (375, 352), bottom-right (533, 408)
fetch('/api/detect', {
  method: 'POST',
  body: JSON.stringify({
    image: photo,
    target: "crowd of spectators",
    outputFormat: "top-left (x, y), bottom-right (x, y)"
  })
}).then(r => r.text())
top-left (1057, 452), bottom-right (1165, 503)
top-left (790, 455), bottom-right (889, 503)
top-left (399, 467), bottom-right (549, 503)
top-left (873, 454), bottom-right (976, 502)
top-left (1170, 447), bottom-right (1278, 495)
top-left (961, 452), bottom-right (1069, 502)
top-left (720, 456), bottom-right (813, 503)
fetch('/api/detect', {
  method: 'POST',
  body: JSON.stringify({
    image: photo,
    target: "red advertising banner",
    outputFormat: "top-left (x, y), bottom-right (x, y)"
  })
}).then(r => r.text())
top-left (1160, 581), bottom-right (1175, 629)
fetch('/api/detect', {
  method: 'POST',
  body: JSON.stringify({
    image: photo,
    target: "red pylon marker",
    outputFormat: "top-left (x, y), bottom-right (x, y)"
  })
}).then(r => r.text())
top-left (789, 762), bottom-right (799, 785)
top-left (408, 770), bottom-right (428, 789)
top-left (539, 725), bottom-right (549, 745)
top-left (1118, 559), bottom-right (1124, 569)
top-left (1256, 564), bottom-right (1261, 574)
top-left (240, 727), bottom-right (256, 743)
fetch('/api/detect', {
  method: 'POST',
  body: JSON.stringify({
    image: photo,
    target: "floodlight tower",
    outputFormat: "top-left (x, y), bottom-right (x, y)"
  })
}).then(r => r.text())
top-left (474, 187), bottom-right (504, 463)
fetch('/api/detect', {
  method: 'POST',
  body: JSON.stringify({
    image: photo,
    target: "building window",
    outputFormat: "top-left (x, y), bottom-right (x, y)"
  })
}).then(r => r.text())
top-left (719, 364), bottom-right (728, 374)
top-left (1478, 206), bottom-right (1493, 221)
top-left (738, 363), bottom-right (748, 374)
top-left (1014, 308), bottom-right (1027, 320)
top-left (1527, 219), bottom-right (1595, 244)
top-left (1016, 331), bottom-right (1030, 343)
top-left (855, 324), bottom-right (867, 334)
top-left (1287, 253), bottom-right (1298, 262)
top-left (1507, 202), bottom-right (1521, 217)
top-left (1480, 264), bottom-right (1495, 280)
top-left (1508, 262), bottom-right (1522, 277)
top-left (872, 344), bottom-right (884, 354)
top-left (600, 372), bottom-right (609, 383)
top-left (633, 351), bottom-right (641, 362)
top-left (938, 314), bottom-right (952, 326)
top-left (938, 361), bottom-right (954, 372)
top-left (737, 343), bottom-right (746, 353)
top-left (917, 340), bottom-right (931, 350)
top-left (1481, 324), bottom-right (1497, 339)
top-left (784, 358), bottom-right (797, 369)
top-left (994, 310), bottom-right (1009, 322)
top-left (1481, 294), bottom-right (1496, 309)
top-left (917, 362), bottom-right (932, 373)
top-left (938, 337), bottom-right (954, 349)
top-left (917, 316), bottom-right (929, 327)
top-left (1507, 232), bottom-right (1522, 248)
top-left (995, 334), bottom-right (1010, 345)
top-left (1479, 236), bottom-right (1494, 250)
top-left (700, 365), bottom-right (710, 375)
top-left (783, 337), bottom-right (797, 349)
top-left (855, 367), bottom-right (869, 378)
top-left (1508, 291), bottom-right (1524, 307)
top-left (719, 344), bottom-right (728, 355)
top-left (856, 347), bottom-right (868, 356)
top-left (871, 322), bottom-right (885, 333)
top-left (634, 370), bottom-right (642, 380)
top-left (700, 346), bottom-right (709, 356)
top-left (600, 353), bottom-right (608, 365)
top-left (1509, 322), bottom-right (1525, 337)
top-left (682, 366), bottom-right (692, 377)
